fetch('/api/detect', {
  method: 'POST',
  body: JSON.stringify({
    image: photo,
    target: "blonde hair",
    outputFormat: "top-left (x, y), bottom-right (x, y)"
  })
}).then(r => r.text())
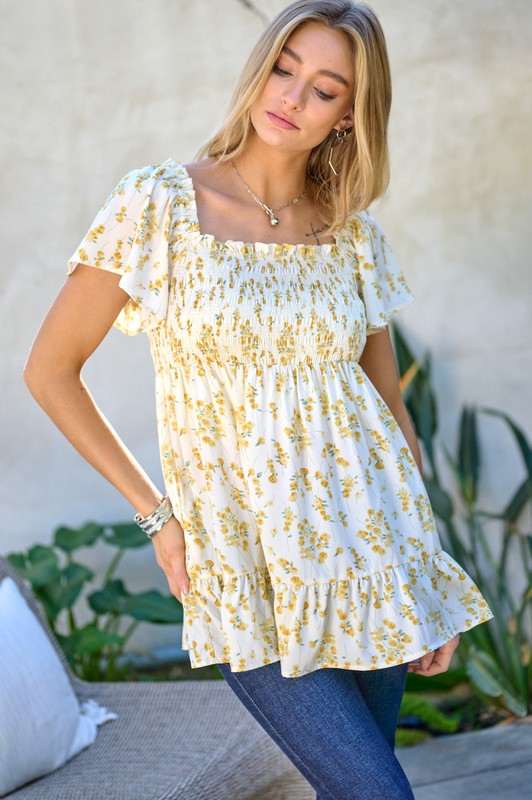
top-left (197, 0), bottom-right (392, 234)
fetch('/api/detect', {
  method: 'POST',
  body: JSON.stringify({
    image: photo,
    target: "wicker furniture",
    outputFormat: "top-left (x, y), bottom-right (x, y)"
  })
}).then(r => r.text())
top-left (0, 556), bottom-right (314, 800)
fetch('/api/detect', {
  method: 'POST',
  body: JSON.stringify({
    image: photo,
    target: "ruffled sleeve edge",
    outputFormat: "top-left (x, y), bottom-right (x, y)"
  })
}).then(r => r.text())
top-left (66, 258), bottom-right (169, 337)
top-left (349, 210), bottom-right (415, 335)
top-left (66, 162), bottom-right (175, 336)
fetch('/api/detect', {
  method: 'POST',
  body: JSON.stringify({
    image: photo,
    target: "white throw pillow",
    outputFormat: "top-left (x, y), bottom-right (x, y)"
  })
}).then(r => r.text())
top-left (0, 576), bottom-right (117, 797)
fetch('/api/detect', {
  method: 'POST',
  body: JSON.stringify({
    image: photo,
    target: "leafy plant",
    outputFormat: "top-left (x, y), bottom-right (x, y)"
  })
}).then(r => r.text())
top-left (392, 324), bottom-right (532, 719)
top-left (7, 521), bottom-right (182, 681)
top-left (396, 689), bottom-right (461, 746)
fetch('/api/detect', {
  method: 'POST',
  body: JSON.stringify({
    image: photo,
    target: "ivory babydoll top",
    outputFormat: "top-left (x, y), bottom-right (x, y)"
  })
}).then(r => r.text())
top-left (68, 158), bottom-right (494, 678)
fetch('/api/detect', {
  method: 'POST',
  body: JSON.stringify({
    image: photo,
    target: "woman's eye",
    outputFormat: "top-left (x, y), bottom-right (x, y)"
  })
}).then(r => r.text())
top-left (316, 88), bottom-right (335, 102)
top-left (273, 65), bottom-right (291, 76)
top-left (272, 65), bottom-right (335, 101)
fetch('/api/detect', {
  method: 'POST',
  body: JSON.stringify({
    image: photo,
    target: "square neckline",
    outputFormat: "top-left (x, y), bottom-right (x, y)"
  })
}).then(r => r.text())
top-left (173, 159), bottom-right (341, 256)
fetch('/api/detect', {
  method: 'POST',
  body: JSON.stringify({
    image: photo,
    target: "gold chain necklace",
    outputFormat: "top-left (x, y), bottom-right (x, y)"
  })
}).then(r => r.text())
top-left (230, 160), bottom-right (309, 227)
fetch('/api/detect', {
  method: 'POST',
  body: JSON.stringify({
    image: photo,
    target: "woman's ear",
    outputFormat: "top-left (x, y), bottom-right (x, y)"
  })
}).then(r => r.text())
top-left (334, 109), bottom-right (354, 132)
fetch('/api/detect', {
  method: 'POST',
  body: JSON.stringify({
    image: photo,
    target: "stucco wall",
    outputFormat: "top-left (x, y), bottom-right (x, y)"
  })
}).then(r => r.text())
top-left (1, 0), bottom-right (530, 656)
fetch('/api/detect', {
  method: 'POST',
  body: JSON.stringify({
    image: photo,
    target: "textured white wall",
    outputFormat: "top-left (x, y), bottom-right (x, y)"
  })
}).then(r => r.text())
top-left (1, 0), bottom-right (530, 656)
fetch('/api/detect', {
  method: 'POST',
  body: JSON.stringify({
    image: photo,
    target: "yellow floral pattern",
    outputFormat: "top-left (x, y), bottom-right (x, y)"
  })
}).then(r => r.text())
top-left (68, 159), bottom-right (494, 677)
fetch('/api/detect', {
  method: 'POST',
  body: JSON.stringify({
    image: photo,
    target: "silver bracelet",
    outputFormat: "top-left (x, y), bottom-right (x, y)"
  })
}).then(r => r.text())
top-left (134, 496), bottom-right (173, 539)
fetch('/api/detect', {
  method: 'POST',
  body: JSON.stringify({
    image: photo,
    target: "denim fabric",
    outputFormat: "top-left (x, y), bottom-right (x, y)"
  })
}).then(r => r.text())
top-left (216, 659), bottom-right (414, 800)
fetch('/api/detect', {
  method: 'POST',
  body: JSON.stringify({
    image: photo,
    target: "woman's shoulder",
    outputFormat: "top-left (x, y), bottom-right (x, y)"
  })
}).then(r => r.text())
top-left (342, 208), bottom-right (379, 236)
top-left (335, 208), bottom-right (383, 254)
top-left (114, 157), bottom-right (190, 194)
top-left (96, 158), bottom-right (192, 220)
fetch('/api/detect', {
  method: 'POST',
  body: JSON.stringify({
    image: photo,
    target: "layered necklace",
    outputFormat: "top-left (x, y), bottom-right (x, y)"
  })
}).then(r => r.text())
top-left (230, 160), bottom-right (309, 227)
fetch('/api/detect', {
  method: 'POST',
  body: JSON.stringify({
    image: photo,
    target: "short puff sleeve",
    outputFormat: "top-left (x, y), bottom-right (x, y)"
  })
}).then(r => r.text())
top-left (350, 210), bottom-right (414, 335)
top-left (67, 164), bottom-right (172, 335)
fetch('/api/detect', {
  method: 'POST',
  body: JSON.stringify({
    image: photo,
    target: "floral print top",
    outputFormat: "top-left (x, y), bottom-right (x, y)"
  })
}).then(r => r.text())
top-left (68, 158), bottom-right (494, 677)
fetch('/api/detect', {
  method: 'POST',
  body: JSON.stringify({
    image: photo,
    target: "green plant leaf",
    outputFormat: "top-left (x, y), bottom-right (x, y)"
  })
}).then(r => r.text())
top-left (58, 624), bottom-right (124, 657)
top-left (465, 649), bottom-right (501, 695)
top-left (104, 523), bottom-right (150, 549)
top-left (391, 322), bottom-right (416, 376)
top-left (39, 562), bottom-right (94, 616)
top-left (504, 478), bottom-right (532, 524)
top-left (481, 408), bottom-right (532, 480)
top-left (407, 667), bottom-right (469, 693)
top-left (5, 552), bottom-right (26, 572)
top-left (458, 406), bottom-right (480, 507)
top-left (413, 374), bottom-right (438, 465)
top-left (88, 579), bottom-right (182, 623)
top-left (399, 692), bottom-right (460, 733)
top-left (54, 522), bottom-right (103, 552)
top-left (396, 727), bottom-right (433, 746)
top-left (465, 648), bottom-right (528, 717)
top-left (424, 478), bottom-right (454, 523)
top-left (11, 545), bottom-right (60, 587)
top-left (499, 689), bottom-right (527, 718)
top-left (401, 353), bottom-right (438, 472)
top-left (399, 361), bottom-right (421, 404)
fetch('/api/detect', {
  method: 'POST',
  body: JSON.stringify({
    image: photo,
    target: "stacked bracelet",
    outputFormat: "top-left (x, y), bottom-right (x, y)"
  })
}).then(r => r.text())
top-left (134, 496), bottom-right (173, 539)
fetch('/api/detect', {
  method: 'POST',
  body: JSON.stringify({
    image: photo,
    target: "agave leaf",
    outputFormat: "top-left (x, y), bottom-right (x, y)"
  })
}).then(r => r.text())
top-left (413, 377), bottom-right (438, 467)
top-left (465, 648), bottom-right (527, 717)
top-left (391, 323), bottom-right (417, 376)
top-left (403, 355), bottom-right (437, 474)
top-left (481, 408), bottom-right (532, 480)
top-left (424, 477), bottom-right (454, 523)
top-left (466, 648), bottom-right (505, 695)
top-left (504, 479), bottom-right (532, 524)
top-left (474, 510), bottom-right (505, 521)
top-left (502, 689), bottom-right (528, 718)
top-left (399, 361), bottom-right (421, 403)
top-left (458, 407), bottom-right (480, 508)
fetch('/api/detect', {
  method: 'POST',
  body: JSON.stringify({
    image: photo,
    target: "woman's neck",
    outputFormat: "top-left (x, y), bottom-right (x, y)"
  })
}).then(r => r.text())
top-left (232, 136), bottom-right (310, 209)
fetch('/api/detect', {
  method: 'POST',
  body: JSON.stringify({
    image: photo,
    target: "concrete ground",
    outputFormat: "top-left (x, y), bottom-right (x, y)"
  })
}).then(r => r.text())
top-left (395, 716), bottom-right (532, 800)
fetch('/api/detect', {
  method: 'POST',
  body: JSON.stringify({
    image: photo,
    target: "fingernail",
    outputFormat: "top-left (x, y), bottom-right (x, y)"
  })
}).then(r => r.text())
top-left (181, 586), bottom-right (189, 596)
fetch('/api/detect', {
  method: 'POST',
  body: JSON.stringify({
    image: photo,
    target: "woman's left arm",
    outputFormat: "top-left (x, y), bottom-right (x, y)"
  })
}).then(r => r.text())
top-left (358, 327), bottom-right (422, 476)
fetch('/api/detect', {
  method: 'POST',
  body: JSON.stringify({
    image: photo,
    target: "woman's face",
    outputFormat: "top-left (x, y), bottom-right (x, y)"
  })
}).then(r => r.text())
top-left (250, 22), bottom-right (355, 155)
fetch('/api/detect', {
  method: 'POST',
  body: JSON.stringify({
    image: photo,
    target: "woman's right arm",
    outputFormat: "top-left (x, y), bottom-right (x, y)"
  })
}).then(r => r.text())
top-left (23, 262), bottom-right (190, 602)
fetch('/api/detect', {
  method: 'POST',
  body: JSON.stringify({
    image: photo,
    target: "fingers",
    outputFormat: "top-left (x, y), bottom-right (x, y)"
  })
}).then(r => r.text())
top-left (412, 653), bottom-right (448, 677)
top-left (151, 517), bottom-right (191, 604)
top-left (164, 560), bottom-right (191, 604)
top-left (411, 652), bottom-right (436, 674)
top-left (408, 634), bottom-right (461, 676)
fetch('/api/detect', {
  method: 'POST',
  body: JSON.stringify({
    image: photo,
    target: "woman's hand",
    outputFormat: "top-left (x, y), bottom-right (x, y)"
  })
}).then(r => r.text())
top-left (151, 515), bottom-right (191, 604)
top-left (407, 634), bottom-right (460, 676)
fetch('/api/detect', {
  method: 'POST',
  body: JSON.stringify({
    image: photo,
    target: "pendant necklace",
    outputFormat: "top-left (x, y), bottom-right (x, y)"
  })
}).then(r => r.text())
top-left (230, 160), bottom-right (309, 227)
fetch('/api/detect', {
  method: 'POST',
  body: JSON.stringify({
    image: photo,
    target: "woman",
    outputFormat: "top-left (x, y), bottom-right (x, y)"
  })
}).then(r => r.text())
top-left (24, 1), bottom-right (494, 797)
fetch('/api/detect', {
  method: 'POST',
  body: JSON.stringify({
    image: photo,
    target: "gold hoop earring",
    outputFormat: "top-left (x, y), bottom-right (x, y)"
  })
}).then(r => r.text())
top-left (328, 129), bottom-right (349, 177)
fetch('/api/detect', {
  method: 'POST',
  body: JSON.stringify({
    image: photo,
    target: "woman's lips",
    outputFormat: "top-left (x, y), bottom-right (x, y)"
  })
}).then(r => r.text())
top-left (266, 111), bottom-right (299, 130)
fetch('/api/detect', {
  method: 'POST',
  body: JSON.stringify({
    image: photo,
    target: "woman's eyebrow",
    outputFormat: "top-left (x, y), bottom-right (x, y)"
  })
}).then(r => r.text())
top-left (281, 46), bottom-right (350, 88)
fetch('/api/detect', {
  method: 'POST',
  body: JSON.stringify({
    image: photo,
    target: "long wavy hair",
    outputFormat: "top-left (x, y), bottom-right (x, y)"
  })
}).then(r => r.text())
top-left (197, 0), bottom-right (392, 235)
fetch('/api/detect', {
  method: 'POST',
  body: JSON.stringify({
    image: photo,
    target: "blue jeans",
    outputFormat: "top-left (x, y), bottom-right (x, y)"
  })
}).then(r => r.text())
top-left (216, 659), bottom-right (414, 800)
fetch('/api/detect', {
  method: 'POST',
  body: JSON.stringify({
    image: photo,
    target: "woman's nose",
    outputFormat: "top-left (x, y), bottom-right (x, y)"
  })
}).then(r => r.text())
top-left (281, 82), bottom-right (306, 111)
